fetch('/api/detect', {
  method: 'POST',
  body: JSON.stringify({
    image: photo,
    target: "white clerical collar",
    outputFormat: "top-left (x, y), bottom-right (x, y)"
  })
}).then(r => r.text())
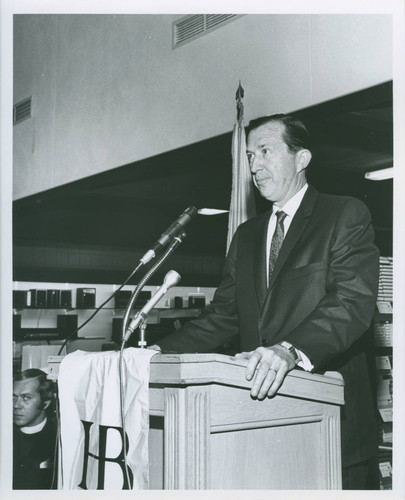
top-left (20, 417), bottom-right (47, 434)
top-left (272, 183), bottom-right (308, 219)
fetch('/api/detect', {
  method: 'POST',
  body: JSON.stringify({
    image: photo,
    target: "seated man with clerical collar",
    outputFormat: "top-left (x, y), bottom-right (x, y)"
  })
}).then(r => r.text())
top-left (13, 368), bottom-right (57, 490)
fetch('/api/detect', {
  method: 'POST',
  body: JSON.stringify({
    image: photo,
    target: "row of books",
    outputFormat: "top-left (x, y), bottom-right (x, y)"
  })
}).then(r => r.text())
top-left (377, 256), bottom-right (393, 303)
top-left (373, 321), bottom-right (393, 347)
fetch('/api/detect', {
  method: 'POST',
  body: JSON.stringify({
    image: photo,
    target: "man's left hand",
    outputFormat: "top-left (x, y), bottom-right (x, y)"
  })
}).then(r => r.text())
top-left (235, 345), bottom-right (296, 399)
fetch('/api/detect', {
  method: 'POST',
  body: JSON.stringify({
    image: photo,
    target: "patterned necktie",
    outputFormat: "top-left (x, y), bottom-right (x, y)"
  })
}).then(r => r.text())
top-left (268, 210), bottom-right (287, 284)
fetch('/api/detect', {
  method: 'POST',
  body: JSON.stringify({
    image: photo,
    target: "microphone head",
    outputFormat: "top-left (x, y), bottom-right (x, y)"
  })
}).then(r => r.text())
top-left (163, 270), bottom-right (181, 288)
top-left (185, 206), bottom-right (198, 219)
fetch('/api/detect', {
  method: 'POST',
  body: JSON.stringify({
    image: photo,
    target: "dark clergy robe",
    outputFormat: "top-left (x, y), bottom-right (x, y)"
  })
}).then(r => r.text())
top-left (13, 418), bottom-right (57, 489)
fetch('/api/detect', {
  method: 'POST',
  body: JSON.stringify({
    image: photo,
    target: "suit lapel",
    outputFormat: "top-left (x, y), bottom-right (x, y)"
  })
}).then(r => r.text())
top-left (267, 185), bottom-right (319, 291)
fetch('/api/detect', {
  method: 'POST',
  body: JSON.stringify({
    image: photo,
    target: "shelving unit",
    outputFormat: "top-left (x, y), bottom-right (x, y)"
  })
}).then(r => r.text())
top-left (12, 281), bottom-right (208, 373)
top-left (373, 256), bottom-right (393, 490)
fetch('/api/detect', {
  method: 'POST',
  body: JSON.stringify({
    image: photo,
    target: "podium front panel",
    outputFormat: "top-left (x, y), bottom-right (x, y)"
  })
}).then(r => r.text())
top-left (148, 354), bottom-right (343, 490)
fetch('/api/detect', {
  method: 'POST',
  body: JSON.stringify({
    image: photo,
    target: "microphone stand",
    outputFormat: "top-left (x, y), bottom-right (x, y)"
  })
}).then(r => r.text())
top-left (118, 233), bottom-right (185, 487)
top-left (138, 322), bottom-right (147, 349)
top-left (138, 319), bottom-right (148, 349)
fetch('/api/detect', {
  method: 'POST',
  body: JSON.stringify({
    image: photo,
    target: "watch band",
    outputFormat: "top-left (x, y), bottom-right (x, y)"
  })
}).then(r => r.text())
top-left (278, 341), bottom-right (302, 363)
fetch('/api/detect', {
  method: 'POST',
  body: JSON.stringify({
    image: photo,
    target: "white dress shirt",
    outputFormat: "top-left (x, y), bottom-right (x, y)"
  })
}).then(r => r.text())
top-left (266, 183), bottom-right (313, 371)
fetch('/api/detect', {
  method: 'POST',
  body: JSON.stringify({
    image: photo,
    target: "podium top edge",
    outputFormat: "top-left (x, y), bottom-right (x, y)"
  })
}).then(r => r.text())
top-left (150, 352), bottom-right (344, 387)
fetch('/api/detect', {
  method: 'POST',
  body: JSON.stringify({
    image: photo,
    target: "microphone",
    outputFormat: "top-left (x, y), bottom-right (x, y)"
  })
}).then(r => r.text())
top-left (123, 270), bottom-right (181, 343)
top-left (140, 206), bottom-right (198, 264)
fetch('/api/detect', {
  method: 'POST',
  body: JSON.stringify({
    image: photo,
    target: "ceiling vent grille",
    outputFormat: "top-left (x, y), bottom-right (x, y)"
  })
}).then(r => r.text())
top-left (173, 14), bottom-right (241, 48)
top-left (13, 96), bottom-right (32, 125)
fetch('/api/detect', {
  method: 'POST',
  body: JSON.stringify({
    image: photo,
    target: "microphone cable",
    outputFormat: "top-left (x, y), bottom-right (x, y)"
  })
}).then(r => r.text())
top-left (57, 260), bottom-right (144, 356)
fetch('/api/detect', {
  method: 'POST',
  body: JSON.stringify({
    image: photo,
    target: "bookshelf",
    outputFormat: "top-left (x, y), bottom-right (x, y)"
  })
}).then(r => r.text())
top-left (374, 256), bottom-right (393, 490)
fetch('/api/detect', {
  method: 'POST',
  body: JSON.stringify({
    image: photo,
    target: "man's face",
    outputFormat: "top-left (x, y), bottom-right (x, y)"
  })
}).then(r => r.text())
top-left (13, 377), bottom-right (46, 427)
top-left (246, 122), bottom-right (301, 205)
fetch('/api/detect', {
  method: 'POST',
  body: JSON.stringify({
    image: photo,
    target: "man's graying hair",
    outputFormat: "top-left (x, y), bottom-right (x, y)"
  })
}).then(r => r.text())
top-left (246, 114), bottom-right (312, 154)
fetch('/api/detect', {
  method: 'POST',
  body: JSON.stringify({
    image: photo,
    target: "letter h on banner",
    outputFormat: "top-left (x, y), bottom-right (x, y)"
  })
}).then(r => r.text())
top-left (78, 420), bottom-right (134, 490)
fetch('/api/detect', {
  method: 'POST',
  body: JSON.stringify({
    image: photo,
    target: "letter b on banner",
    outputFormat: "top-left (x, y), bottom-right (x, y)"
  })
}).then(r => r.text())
top-left (78, 420), bottom-right (134, 490)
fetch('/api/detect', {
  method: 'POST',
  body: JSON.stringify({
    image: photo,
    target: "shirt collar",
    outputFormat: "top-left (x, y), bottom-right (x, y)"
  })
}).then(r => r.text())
top-left (273, 183), bottom-right (308, 219)
top-left (20, 417), bottom-right (47, 434)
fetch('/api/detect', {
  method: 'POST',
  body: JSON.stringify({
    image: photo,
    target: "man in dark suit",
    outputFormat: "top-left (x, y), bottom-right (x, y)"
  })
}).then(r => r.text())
top-left (155, 114), bottom-right (380, 489)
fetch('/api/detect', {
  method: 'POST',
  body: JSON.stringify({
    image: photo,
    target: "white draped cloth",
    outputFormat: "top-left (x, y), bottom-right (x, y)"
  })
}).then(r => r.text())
top-left (57, 348), bottom-right (157, 490)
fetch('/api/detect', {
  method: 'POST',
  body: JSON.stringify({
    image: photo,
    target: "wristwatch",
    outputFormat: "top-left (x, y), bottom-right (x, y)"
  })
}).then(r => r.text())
top-left (278, 341), bottom-right (302, 364)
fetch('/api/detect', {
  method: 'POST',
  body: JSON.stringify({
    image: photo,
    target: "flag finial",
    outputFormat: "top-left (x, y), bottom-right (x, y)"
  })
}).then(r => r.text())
top-left (235, 81), bottom-right (245, 122)
top-left (235, 81), bottom-right (244, 101)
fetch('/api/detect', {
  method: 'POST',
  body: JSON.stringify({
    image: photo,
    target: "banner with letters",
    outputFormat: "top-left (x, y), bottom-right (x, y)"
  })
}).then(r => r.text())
top-left (57, 348), bottom-right (157, 490)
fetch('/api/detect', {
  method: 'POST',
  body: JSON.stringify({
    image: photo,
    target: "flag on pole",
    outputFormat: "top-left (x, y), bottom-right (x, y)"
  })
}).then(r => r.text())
top-left (226, 82), bottom-right (256, 253)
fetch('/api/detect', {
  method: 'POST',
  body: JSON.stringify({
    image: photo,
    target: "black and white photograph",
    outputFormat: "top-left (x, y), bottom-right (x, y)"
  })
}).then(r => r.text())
top-left (1, 0), bottom-right (404, 498)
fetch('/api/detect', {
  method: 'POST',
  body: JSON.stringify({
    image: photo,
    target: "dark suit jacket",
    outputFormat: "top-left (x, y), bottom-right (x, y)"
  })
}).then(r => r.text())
top-left (158, 185), bottom-right (380, 468)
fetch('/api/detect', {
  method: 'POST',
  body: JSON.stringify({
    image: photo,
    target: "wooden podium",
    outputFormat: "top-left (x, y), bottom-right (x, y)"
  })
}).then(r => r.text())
top-left (147, 353), bottom-right (344, 490)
